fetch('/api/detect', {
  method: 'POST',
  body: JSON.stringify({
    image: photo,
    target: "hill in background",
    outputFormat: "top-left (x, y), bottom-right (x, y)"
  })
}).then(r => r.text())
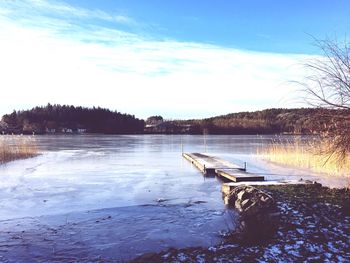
top-left (1, 104), bottom-right (144, 134)
top-left (146, 108), bottom-right (346, 135)
top-left (1, 105), bottom-right (346, 135)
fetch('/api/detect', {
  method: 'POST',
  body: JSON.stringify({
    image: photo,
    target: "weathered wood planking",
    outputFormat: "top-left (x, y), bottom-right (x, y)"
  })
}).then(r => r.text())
top-left (182, 153), bottom-right (241, 174)
top-left (182, 153), bottom-right (207, 173)
top-left (216, 168), bottom-right (264, 182)
top-left (182, 152), bottom-right (264, 182)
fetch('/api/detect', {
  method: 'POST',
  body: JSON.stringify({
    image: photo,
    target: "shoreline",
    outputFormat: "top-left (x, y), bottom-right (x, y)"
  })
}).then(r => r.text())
top-left (0, 183), bottom-right (348, 262)
top-left (0, 154), bottom-right (40, 165)
top-left (132, 184), bottom-right (350, 262)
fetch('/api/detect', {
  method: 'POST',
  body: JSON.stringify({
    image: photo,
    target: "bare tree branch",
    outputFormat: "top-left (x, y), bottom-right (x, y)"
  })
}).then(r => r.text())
top-left (300, 37), bottom-right (350, 161)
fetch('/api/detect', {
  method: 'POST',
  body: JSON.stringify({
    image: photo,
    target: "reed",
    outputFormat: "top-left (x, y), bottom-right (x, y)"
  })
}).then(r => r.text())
top-left (0, 136), bottom-right (39, 164)
top-left (259, 137), bottom-right (350, 177)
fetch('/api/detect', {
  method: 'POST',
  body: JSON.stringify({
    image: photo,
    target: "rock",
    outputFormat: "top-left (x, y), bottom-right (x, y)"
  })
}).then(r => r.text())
top-left (235, 199), bottom-right (242, 212)
top-left (241, 199), bottom-right (252, 210)
top-left (156, 198), bottom-right (168, 203)
top-left (221, 184), bottom-right (232, 196)
top-left (237, 189), bottom-right (251, 201)
top-left (223, 195), bottom-right (230, 205)
top-left (224, 186), bottom-right (279, 243)
top-left (226, 186), bottom-right (275, 216)
top-left (132, 252), bottom-right (160, 263)
top-left (341, 200), bottom-right (350, 216)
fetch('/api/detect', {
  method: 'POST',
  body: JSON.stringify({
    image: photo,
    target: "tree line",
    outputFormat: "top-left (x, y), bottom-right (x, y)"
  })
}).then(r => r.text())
top-left (145, 108), bottom-right (348, 135)
top-left (1, 105), bottom-right (348, 136)
top-left (1, 104), bottom-right (145, 134)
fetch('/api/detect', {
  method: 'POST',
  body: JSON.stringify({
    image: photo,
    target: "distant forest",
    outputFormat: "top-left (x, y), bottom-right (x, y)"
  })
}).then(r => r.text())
top-left (1, 105), bottom-right (347, 135)
top-left (0, 104), bottom-right (145, 134)
top-left (145, 108), bottom-right (348, 135)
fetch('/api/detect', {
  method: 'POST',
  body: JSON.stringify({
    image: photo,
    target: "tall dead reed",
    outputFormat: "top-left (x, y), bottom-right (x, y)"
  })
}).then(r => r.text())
top-left (259, 137), bottom-right (350, 177)
top-left (0, 135), bottom-right (39, 164)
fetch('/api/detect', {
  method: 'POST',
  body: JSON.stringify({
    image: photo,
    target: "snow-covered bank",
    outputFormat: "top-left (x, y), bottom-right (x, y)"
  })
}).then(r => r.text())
top-left (132, 185), bottom-right (350, 262)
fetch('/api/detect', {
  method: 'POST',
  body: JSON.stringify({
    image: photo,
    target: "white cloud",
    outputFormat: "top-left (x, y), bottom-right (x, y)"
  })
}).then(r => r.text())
top-left (0, 0), bottom-right (309, 119)
top-left (4, 0), bottom-right (136, 26)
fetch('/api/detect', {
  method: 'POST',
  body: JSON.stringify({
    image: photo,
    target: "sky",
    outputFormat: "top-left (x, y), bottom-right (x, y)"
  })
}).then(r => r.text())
top-left (0, 0), bottom-right (350, 119)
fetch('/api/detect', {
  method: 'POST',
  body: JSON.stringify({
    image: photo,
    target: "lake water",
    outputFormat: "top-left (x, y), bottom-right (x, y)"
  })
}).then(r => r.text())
top-left (0, 135), bottom-right (346, 261)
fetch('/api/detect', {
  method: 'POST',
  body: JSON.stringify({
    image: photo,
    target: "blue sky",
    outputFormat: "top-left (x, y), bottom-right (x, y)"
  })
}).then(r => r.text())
top-left (0, 0), bottom-right (349, 119)
top-left (65, 0), bottom-right (350, 54)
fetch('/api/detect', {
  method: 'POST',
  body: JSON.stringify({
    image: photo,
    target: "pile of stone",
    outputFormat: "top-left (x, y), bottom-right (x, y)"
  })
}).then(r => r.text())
top-left (223, 185), bottom-right (279, 242)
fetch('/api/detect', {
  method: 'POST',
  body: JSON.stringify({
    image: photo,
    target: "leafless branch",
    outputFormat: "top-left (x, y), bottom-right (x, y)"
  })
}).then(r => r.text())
top-left (300, 37), bottom-right (350, 161)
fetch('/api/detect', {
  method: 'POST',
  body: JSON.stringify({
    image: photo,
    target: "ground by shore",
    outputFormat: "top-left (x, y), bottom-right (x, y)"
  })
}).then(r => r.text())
top-left (132, 184), bottom-right (350, 262)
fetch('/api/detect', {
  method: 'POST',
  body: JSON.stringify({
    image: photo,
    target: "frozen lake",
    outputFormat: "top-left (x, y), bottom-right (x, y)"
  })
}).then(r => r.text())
top-left (0, 135), bottom-right (346, 261)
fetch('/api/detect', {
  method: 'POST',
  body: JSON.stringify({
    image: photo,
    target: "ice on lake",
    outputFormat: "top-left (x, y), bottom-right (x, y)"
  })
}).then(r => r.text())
top-left (0, 135), bottom-right (346, 260)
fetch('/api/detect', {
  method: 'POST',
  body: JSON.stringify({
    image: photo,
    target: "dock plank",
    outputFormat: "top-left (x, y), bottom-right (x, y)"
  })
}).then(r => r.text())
top-left (216, 168), bottom-right (264, 182)
top-left (182, 152), bottom-right (264, 182)
top-left (183, 153), bottom-right (240, 174)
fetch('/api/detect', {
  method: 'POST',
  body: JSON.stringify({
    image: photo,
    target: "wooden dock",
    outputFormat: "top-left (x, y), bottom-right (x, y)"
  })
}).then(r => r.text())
top-left (182, 153), bottom-right (264, 182)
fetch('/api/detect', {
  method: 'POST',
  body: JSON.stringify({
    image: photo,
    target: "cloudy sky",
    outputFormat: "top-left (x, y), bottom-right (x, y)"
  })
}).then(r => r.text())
top-left (1, 0), bottom-right (349, 119)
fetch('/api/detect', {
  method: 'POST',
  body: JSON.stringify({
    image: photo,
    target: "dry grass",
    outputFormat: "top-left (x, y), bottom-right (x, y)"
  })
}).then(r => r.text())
top-left (0, 136), bottom-right (39, 164)
top-left (259, 137), bottom-right (350, 177)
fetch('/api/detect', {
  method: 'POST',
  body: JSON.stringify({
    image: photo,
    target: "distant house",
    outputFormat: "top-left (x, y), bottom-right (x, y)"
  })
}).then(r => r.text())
top-left (45, 128), bottom-right (56, 133)
top-left (77, 128), bottom-right (87, 133)
top-left (61, 128), bottom-right (73, 133)
top-left (146, 116), bottom-right (164, 126)
top-left (0, 120), bottom-right (8, 134)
